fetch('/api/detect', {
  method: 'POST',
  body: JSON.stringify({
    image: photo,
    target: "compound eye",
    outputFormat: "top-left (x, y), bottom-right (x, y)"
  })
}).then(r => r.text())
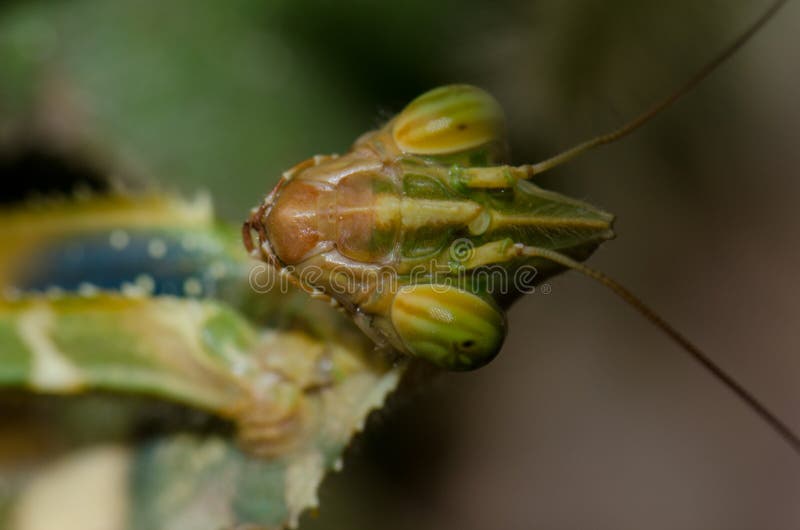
top-left (392, 85), bottom-right (506, 157)
top-left (390, 283), bottom-right (506, 371)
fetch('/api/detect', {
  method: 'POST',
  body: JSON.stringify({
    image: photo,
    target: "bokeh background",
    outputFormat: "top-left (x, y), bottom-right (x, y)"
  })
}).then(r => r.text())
top-left (1, 0), bottom-right (799, 528)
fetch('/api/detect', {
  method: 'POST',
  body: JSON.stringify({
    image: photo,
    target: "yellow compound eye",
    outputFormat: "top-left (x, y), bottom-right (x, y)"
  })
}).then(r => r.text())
top-left (392, 85), bottom-right (505, 156)
top-left (390, 283), bottom-right (506, 371)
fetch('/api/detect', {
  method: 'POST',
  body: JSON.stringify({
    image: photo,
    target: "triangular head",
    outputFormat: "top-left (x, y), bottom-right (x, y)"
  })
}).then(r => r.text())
top-left (245, 85), bottom-right (614, 371)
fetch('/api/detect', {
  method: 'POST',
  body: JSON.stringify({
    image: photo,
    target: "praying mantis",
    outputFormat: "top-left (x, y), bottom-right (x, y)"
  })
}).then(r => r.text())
top-left (244, 0), bottom-right (798, 450)
top-left (0, 1), bottom-right (796, 528)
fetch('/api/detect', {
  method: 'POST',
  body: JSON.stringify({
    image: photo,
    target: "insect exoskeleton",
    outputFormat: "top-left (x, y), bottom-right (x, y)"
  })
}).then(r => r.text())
top-left (245, 85), bottom-right (615, 371)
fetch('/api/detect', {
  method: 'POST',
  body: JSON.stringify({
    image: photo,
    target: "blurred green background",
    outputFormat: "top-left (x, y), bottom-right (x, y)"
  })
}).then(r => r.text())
top-left (1, 0), bottom-right (799, 528)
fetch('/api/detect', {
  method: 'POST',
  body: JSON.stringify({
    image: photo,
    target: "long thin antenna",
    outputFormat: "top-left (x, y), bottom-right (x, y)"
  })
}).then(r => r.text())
top-left (518, 245), bottom-right (800, 456)
top-left (522, 0), bottom-right (789, 177)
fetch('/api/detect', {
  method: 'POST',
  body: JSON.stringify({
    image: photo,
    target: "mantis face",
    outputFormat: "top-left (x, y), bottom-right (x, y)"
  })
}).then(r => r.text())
top-left (245, 85), bottom-right (614, 370)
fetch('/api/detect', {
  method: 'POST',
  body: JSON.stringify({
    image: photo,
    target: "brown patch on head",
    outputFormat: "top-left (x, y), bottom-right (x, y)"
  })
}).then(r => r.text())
top-left (265, 180), bottom-right (322, 265)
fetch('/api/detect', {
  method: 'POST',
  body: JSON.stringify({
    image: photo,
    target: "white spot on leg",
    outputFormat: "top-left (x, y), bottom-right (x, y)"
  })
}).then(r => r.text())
top-left (108, 230), bottom-right (130, 250)
top-left (147, 238), bottom-right (168, 259)
top-left (134, 274), bottom-right (156, 295)
top-left (183, 277), bottom-right (203, 297)
top-left (78, 283), bottom-right (99, 297)
top-left (180, 234), bottom-right (200, 252)
top-left (120, 282), bottom-right (146, 298)
top-left (17, 306), bottom-right (85, 391)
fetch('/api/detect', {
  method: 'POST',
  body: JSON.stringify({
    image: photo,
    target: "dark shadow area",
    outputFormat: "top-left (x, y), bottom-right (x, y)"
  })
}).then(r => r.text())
top-left (0, 149), bottom-right (107, 204)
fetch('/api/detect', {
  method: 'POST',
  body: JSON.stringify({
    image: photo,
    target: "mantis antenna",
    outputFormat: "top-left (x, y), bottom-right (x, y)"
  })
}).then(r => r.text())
top-left (522, 0), bottom-right (789, 177)
top-left (517, 0), bottom-right (800, 455)
top-left (519, 245), bottom-right (800, 456)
